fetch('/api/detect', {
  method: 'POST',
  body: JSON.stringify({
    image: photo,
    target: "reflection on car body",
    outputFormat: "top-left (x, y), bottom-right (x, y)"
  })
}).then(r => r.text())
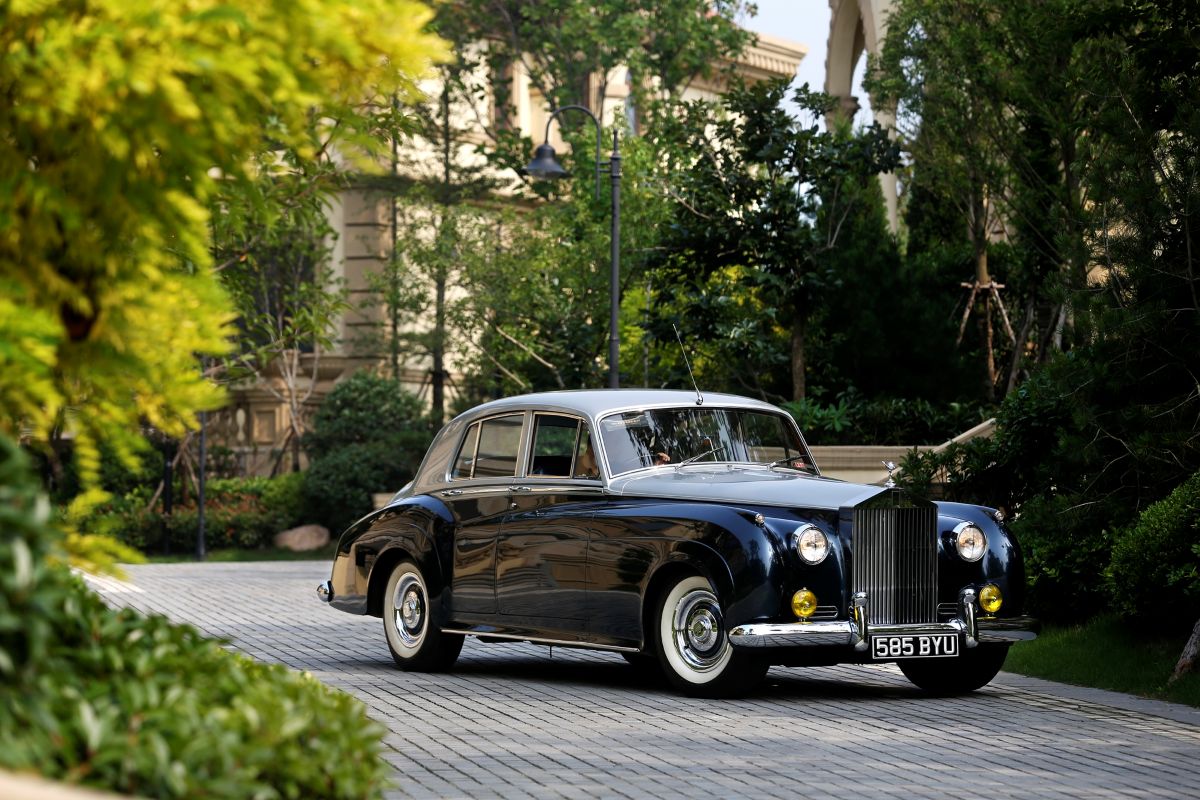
top-left (318, 390), bottom-right (1038, 697)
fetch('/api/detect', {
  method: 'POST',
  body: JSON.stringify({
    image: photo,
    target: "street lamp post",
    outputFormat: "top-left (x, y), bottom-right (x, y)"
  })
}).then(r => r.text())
top-left (523, 106), bottom-right (622, 389)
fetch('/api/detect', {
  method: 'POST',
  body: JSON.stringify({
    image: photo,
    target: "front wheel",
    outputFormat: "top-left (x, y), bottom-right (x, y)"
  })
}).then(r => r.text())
top-left (655, 575), bottom-right (767, 698)
top-left (899, 644), bottom-right (1009, 695)
top-left (381, 561), bottom-right (463, 672)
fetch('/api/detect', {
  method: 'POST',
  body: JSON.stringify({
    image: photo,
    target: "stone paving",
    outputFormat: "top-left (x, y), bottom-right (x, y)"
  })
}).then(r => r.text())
top-left (89, 562), bottom-right (1200, 799)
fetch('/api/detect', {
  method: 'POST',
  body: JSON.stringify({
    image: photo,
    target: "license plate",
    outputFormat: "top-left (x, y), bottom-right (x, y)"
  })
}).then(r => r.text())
top-left (871, 633), bottom-right (959, 660)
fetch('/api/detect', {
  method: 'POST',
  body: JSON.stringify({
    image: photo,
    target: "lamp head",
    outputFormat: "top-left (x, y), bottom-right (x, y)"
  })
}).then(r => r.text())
top-left (523, 142), bottom-right (569, 180)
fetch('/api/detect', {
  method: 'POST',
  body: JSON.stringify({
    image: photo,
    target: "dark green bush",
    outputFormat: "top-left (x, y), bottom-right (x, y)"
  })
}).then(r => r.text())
top-left (304, 370), bottom-right (428, 459)
top-left (303, 372), bottom-right (431, 534)
top-left (1109, 470), bottom-right (1200, 627)
top-left (899, 349), bottom-right (1199, 624)
top-left (783, 390), bottom-right (985, 446)
top-left (0, 435), bottom-right (389, 798)
top-left (89, 473), bottom-right (307, 554)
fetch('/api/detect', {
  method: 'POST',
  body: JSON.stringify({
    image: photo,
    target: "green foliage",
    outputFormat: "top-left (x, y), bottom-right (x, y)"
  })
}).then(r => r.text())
top-left (0, 0), bottom-right (445, 500)
top-left (783, 392), bottom-right (984, 446)
top-left (0, 435), bottom-right (389, 797)
top-left (880, 1), bottom-right (1200, 625)
top-left (644, 82), bottom-right (900, 401)
top-left (1110, 471), bottom-right (1200, 626)
top-left (90, 474), bottom-right (307, 554)
top-left (303, 373), bottom-right (431, 532)
top-left (444, 0), bottom-right (753, 175)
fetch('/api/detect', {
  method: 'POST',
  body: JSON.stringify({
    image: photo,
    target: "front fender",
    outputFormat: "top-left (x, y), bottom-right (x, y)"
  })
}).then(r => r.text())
top-left (329, 496), bottom-right (454, 617)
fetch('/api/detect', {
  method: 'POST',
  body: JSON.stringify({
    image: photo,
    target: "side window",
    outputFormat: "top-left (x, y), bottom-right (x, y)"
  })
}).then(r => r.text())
top-left (528, 415), bottom-right (582, 477)
top-left (451, 423), bottom-right (481, 479)
top-left (472, 414), bottom-right (523, 478)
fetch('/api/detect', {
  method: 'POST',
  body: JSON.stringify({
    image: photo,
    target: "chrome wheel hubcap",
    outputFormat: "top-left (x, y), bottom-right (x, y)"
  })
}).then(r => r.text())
top-left (393, 574), bottom-right (426, 648)
top-left (673, 589), bottom-right (725, 671)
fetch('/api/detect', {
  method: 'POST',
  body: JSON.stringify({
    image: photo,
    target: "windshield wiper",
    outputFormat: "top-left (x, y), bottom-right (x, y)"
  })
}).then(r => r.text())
top-left (677, 443), bottom-right (727, 467)
top-left (767, 455), bottom-right (813, 472)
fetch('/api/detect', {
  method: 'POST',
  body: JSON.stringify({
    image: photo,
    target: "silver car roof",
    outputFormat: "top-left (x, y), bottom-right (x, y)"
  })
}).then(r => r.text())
top-left (453, 389), bottom-right (781, 428)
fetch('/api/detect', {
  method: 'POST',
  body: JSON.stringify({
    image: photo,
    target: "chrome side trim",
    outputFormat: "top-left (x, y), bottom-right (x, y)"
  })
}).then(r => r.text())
top-left (440, 628), bottom-right (639, 653)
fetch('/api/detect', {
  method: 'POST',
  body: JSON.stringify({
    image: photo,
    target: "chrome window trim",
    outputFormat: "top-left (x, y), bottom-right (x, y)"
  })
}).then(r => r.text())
top-left (445, 411), bottom-right (526, 483)
top-left (525, 411), bottom-right (594, 480)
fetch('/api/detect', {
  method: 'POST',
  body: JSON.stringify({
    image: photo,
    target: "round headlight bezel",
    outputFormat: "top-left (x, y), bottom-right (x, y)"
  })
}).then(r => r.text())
top-left (954, 522), bottom-right (987, 562)
top-left (792, 523), bottom-right (830, 565)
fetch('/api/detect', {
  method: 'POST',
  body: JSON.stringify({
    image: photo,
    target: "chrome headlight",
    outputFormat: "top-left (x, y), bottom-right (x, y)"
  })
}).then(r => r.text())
top-left (954, 522), bottom-right (987, 562)
top-left (792, 524), bottom-right (829, 565)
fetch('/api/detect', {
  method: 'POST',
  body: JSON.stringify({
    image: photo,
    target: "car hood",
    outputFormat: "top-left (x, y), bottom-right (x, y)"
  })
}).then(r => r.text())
top-left (607, 466), bottom-right (885, 511)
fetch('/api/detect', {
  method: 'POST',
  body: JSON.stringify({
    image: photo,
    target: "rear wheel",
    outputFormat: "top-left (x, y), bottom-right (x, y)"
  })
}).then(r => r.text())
top-left (381, 561), bottom-right (463, 672)
top-left (899, 644), bottom-right (1009, 694)
top-left (655, 575), bottom-right (767, 698)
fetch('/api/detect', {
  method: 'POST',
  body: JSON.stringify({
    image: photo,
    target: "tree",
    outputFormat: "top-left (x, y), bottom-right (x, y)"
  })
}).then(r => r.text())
top-left (645, 82), bottom-right (900, 401)
top-left (217, 205), bottom-right (349, 474)
top-left (0, 0), bottom-right (446, 505)
top-left (894, 0), bottom-right (1200, 625)
top-left (870, 0), bottom-right (1096, 399)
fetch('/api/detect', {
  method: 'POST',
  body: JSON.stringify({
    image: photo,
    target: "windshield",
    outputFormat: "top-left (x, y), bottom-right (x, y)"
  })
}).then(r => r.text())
top-left (598, 407), bottom-right (811, 476)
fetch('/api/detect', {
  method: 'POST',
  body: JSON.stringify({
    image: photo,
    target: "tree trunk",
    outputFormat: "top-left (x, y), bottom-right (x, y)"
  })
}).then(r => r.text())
top-left (1170, 617), bottom-right (1200, 683)
top-left (790, 316), bottom-right (806, 402)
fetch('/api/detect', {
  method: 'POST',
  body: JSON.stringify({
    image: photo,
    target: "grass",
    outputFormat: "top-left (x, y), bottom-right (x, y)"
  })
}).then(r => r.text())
top-left (143, 543), bottom-right (336, 564)
top-left (1003, 614), bottom-right (1200, 707)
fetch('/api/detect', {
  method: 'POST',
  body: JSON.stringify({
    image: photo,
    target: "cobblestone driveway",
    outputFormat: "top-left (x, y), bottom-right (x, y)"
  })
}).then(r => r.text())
top-left (91, 562), bottom-right (1200, 799)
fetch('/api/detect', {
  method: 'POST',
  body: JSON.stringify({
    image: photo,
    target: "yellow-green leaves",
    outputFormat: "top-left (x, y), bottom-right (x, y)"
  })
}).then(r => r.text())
top-left (0, 0), bottom-right (446, 492)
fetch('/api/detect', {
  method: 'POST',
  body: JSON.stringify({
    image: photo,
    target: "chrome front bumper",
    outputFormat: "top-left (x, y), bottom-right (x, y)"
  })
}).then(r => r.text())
top-left (728, 589), bottom-right (1039, 651)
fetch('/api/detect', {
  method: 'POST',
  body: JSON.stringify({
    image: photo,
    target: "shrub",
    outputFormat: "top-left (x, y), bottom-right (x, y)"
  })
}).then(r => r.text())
top-left (304, 371), bottom-right (428, 460)
top-left (782, 390), bottom-right (986, 446)
top-left (89, 473), bottom-right (307, 554)
top-left (1109, 470), bottom-right (1200, 627)
top-left (0, 435), bottom-right (389, 798)
top-left (303, 372), bottom-right (432, 534)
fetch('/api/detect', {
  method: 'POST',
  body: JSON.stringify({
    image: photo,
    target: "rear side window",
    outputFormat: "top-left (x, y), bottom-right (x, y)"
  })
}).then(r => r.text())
top-left (451, 423), bottom-right (481, 479)
top-left (468, 414), bottom-right (523, 478)
top-left (528, 415), bottom-right (582, 477)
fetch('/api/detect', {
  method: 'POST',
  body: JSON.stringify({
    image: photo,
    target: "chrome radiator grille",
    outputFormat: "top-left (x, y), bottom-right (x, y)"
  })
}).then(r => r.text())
top-left (851, 506), bottom-right (938, 624)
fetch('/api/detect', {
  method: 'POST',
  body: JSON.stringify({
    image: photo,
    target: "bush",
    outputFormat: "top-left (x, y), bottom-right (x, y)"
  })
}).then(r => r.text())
top-left (304, 371), bottom-right (428, 460)
top-left (89, 473), bottom-right (307, 554)
top-left (899, 353), bottom-right (1199, 625)
top-left (0, 435), bottom-right (389, 798)
top-left (303, 372), bottom-right (432, 534)
top-left (1109, 470), bottom-right (1200, 627)
top-left (782, 390), bottom-right (985, 446)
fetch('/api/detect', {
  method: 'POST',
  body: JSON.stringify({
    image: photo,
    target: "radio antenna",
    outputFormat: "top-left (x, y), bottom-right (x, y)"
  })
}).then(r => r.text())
top-left (672, 323), bottom-right (704, 406)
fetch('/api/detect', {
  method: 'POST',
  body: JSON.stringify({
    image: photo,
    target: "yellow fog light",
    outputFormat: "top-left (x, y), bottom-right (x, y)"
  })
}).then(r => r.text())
top-left (979, 584), bottom-right (1003, 614)
top-left (792, 589), bottom-right (818, 619)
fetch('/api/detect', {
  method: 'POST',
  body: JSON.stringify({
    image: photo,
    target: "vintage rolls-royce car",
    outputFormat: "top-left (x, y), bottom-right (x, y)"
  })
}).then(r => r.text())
top-left (318, 390), bottom-right (1038, 697)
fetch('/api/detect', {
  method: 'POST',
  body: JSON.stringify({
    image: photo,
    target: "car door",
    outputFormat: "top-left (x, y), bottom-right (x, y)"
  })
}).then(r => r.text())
top-left (444, 413), bottom-right (524, 618)
top-left (495, 414), bottom-right (601, 627)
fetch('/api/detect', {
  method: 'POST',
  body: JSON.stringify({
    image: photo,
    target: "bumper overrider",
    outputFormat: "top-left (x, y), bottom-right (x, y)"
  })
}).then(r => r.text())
top-left (728, 588), bottom-right (1040, 651)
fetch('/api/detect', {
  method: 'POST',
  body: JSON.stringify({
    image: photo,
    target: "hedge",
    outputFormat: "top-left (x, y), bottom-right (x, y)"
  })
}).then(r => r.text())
top-left (1109, 470), bottom-right (1200, 627)
top-left (0, 436), bottom-right (389, 798)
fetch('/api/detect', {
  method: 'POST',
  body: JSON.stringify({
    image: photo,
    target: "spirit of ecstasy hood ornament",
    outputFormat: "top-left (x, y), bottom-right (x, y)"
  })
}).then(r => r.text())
top-left (882, 460), bottom-right (898, 488)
